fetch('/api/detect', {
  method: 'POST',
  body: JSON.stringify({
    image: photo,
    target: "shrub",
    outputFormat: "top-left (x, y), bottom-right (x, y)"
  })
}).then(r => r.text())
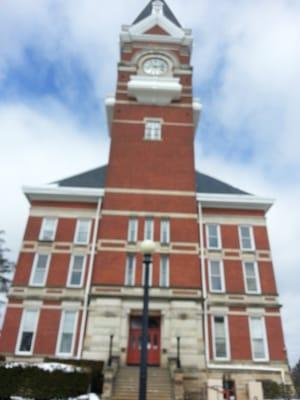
top-left (262, 379), bottom-right (293, 399)
top-left (0, 363), bottom-right (91, 400)
top-left (45, 358), bottom-right (104, 394)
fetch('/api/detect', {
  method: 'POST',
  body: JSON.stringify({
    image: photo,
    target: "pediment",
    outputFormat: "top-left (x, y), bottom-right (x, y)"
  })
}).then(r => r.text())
top-left (143, 25), bottom-right (170, 36)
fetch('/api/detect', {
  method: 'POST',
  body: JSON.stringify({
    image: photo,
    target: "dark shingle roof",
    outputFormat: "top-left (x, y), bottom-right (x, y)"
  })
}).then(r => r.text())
top-left (133, 0), bottom-right (182, 28)
top-left (56, 165), bottom-right (249, 195)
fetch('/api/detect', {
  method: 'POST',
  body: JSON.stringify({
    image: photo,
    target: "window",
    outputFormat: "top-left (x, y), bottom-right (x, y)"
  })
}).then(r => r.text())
top-left (249, 316), bottom-right (269, 361)
top-left (125, 254), bottom-right (136, 286)
top-left (142, 262), bottom-right (153, 287)
top-left (160, 219), bottom-right (170, 245)
top-left (239, 225), bottom-right (255, 251)
top-left (243, 261), bottom-right (261, 294)
top-left (67, 255), bottom-right (86, 287)
top-left (144, 217), bottom-right (154, 241)
top-left (74, 219), bottom-right (91, 245)
top-left (128, 218), bottom-right (138, 243)
top-left (145, 120), bottom-right (161, 140)
top-left (30, 254), bottom-right (50, 287)
top-left (56, 311), bottom-right (78, 356)
top-left (206, 224), bottom-right (221, 250)
top-left (212, 315), bottom-right (230, 360)
top-left (160, 255), bottom-right (169, 287)
top-left (39, 218), bottom-right (57, 241)
top-left (16, 309), bottom-right (39, 354)
top-left (209, 260), bottom-right (225, 293)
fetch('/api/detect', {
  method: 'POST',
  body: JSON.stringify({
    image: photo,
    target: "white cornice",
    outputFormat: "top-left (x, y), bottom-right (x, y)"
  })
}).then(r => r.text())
top-left (23, 186), bottom-right (274, 212)
top-left (23, 186), bottom-right (104, 204)
top-left (197, 193), bottom-right (274, 212)
top-left (128, 75), bottom-right (182, 105)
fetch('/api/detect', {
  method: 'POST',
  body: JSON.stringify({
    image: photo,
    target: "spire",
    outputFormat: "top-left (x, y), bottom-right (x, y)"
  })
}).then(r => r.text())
top-left (133, 0), bottom-right (182, 28)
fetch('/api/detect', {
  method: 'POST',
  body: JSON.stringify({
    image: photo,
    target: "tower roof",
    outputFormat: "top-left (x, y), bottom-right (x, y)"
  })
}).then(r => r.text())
top-left (133, 0), bottom-right (182, 28)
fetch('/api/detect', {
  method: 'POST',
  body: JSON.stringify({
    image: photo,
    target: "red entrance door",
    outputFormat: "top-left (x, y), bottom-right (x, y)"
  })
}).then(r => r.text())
top-left (127, 317), bottom-right (161, 366)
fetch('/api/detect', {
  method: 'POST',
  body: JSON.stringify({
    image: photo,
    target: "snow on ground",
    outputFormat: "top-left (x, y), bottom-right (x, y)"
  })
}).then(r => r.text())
top-left (4, 361), bottom-right (83, 373)
top-left (11, 395), bottom-right (100, 400)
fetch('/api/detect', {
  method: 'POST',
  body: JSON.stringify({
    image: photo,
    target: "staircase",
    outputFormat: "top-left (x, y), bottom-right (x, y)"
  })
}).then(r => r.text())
top-left (111, 366), bottom-right (173, 400)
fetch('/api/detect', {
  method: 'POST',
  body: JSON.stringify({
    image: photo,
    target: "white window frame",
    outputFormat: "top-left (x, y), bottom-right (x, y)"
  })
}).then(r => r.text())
top-left (15, 308), bottom-right (40, 356)
top-left (211, 314), bottom-right (230, 361)
top-left (144, 119), bottom-right (162, 141)
top-left (239, 225), bottom-right (255, 252)
top-left (128, 217), bottom-right (138, 243)
top-left (208, 260), bottom-right (225, 293)
top-left (29, 253), bottom-right (51, 287)
top-left (39, 217), bottom-right (58, 241)
top-left (249, 316), bottom-right (269, 362)
top-left (142, 263), bottom-right (153, 287)
top-left (160, 219), bottom-right (170, 245)
top-left (160, 255), bottom-right (170, 288)
top-left (67, 255), bottom-right (87, 288)
top-left (74, 219), bottom-right (92, 245)
top-left (125, 254), bottom-right (136, 286)
top-left (206, 224), bottom-right (222, 250)
top-left (144, 217), bottom-right (154, 241)
top-left (56, 310), bottom-right (79, 357)
top-left (243, 261), bottom-right (261, 294)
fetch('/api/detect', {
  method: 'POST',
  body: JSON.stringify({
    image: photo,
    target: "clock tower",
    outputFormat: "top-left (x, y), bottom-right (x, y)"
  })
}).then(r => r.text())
top-left (92, 0), bottom-right (204, 369)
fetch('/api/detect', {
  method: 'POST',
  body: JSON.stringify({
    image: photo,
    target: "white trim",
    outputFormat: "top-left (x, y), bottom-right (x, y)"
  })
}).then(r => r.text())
top-left (206, 363), bottom-right (286, 384)
top-left (208, 260), bottom-right (225, 293)
top-left (144, 217), bottom-right (154, 241)
top-left (197, 193), bottom-right (274, 212)
top-left (125, 254), bottom-right (136, 286)
top-left (122, 7), bottom-right (188, 41)
top-left (249, 316), bottom-right (269, 362)
top-left (67, 255), bottom-right (87, 288)
top-left (159, 255), bottom-right (170, 287)
top-left (206, 224), bottom-right (222, 251)
top-left (29, 253), bottom-right (51, 287)
top-left (74, 219), bottom-right (92, 245)
top-left (128, 217), bottom-right (138, 243)
top-left (243, 261), bottom-right (261, 295)
top-left (211, 314), bottom-right (231, 361)
top-left (160, 218), bottom-right (170, 245)
top-left (144, 119), bottom-right (162, 140)
top-left (56, 309), bottom-right (79, 358)
top-left (15, 308), bottom-right (40, 356)
top-left (239, 225), bottom-right (256, 252)
top-left (23, 186), bottom-right (104, 203)
top-left (39, 217), bottom-right (58, 242)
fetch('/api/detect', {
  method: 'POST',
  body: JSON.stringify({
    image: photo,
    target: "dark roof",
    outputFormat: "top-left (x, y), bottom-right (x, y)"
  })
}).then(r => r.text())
top-left (56, 165), bottom-right (249, 195)
top-left (133, 0), bottom-right (182, 28)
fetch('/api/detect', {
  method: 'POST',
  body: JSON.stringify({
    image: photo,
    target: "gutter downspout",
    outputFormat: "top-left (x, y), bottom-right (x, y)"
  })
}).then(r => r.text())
top-left (198, 201), bottom-right (209, 366)
top-left (77, 196), bottom-right (102, 359)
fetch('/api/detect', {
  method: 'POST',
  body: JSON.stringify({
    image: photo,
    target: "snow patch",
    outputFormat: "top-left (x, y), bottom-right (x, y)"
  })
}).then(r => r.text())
top-left (4, 362), bottom-right (83, 373)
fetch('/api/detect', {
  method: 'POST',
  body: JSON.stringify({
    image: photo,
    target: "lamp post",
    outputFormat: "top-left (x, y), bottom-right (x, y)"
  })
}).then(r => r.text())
top-left (108, 331), bottom-right (114, 367)
top-left (176, 335), bottom-right (181, 369)
top-left (138, 239), bottom-right (156, 400)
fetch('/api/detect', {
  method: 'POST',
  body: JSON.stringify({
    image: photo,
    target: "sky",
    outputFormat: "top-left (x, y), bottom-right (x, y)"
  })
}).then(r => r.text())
top-left (0, 0), bottom-right (299, 366)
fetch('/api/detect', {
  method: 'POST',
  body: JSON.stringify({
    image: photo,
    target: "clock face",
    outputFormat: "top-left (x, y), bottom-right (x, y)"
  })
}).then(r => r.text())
top-left (143, 58), bottom-right (168, 76)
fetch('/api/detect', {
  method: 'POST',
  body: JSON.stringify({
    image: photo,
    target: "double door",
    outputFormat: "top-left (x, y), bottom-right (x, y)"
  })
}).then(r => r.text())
top-left (127, 316), bottom-right (161, 366)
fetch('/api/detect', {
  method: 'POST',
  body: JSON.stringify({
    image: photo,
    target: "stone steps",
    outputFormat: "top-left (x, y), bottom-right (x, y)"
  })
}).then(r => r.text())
top-left (112, 366), bottom-right (173, 400)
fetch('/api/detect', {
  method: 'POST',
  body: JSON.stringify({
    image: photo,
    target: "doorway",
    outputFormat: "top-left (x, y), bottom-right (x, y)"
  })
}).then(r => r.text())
top-left (127, 316), bottom-right (161, 366)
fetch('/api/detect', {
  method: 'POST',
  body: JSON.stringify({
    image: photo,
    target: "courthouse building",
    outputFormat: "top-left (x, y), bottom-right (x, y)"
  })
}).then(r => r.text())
top-left (0, 1), bottom-right (292, 399)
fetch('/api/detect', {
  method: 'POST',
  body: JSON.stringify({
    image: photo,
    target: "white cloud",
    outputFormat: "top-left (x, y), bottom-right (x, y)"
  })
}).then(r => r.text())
top-left (0, 0), bottom-right (299, 366)
top-left (0, 100), bottom-right (109, 258)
